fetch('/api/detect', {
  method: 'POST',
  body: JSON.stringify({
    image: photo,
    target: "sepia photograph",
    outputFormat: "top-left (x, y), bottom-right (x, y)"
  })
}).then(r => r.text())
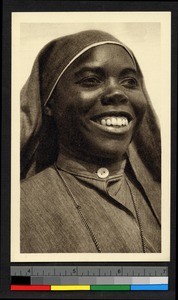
top-left (11, 12), bottom-right (171, 262)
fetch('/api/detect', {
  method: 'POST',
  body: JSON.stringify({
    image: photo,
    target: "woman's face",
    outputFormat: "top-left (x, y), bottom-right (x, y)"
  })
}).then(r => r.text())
top-left (49, 44), bottom-right (147, 161)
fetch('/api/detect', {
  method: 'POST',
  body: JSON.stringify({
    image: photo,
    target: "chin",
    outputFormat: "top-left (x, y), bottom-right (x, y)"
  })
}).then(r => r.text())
top-left (86, 141), bottom-right (130, 161)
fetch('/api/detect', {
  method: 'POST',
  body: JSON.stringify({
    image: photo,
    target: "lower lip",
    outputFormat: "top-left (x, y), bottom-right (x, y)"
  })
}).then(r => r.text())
top-left (90, 120), bottom-right (134, 135)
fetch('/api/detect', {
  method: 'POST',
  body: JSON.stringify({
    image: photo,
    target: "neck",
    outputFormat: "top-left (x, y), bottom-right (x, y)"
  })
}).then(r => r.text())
top-left (59, 144), bottom-right (127, 174)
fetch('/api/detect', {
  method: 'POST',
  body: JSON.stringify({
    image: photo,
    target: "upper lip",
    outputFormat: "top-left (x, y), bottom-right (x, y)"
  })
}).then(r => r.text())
top-left (90, 111), bottom-right (134, 122)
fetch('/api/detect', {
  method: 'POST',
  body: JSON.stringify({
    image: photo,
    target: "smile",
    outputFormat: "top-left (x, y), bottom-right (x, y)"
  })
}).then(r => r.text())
top-left (90, 111), bottom-right (135, 134)
top-left (97, 116), bottom-right (129, 127)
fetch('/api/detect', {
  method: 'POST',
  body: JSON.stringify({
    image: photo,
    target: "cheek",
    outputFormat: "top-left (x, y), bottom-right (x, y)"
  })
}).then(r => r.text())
top-left (57, 88), bottom-right (99, 109)
top-left (129, 91), bottom-right (147, 117)
top-left (73, 89), bottom-right (101, 113)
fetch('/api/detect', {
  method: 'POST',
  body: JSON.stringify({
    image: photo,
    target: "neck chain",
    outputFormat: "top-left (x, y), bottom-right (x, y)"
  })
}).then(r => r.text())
top-left (54, 163), bottom-right (102, 253)
top-left (54, 163), bottom-right (146, 253)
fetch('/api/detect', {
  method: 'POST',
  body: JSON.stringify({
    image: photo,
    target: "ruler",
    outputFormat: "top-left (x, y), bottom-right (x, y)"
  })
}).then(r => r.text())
top-left (10, 266), bottom-right (168, 291)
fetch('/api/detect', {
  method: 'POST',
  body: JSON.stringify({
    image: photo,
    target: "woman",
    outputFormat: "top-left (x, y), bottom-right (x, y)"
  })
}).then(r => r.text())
top-left (20, 30), bottom-right (161, 253)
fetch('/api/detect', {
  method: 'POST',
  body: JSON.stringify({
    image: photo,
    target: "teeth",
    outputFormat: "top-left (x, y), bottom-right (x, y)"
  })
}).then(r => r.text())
top-left (118, 118), bottom-right (122, 126)
top-left (99, 117), bottom-right (129, 127)
top-left (111, 117), bottom-right (117, 126)
top-left (101, 119), bottom-right (106, 126)
top-left (106, 119), bottom-right (111, 126)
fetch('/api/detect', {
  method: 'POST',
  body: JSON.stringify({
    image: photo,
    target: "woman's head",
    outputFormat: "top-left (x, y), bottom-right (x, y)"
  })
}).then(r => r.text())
top-left (46, 43), bottom-right (147, 161)
top-left (21, 30), bottom-right (161, 180)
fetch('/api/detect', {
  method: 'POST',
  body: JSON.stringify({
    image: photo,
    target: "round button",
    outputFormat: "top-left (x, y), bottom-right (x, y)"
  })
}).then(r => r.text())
top-left (97, 168), bottom-right (109, 178)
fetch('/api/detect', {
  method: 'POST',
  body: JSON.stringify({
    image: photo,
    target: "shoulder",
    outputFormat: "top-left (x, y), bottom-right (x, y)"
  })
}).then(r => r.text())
top-left (21, 166), bottom-right (61, 199)
top-left (21, 166), bottom-right (55, 187)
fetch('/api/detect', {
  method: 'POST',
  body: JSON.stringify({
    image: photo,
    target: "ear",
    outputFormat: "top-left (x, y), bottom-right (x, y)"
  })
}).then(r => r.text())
top-left (44, 105), bottom-right (53, 116)
top-left (44, 96), bottom-right (56, 116)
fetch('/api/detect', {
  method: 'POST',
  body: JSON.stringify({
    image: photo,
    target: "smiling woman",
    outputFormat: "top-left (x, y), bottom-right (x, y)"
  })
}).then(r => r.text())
top-left (47, 44), bottom-right (146, 163)
top-left (20, 30), bottom-right (161, 253)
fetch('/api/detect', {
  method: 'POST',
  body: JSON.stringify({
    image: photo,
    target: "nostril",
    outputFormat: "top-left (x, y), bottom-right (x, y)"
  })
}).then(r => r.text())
top-left (101, 92), bottom-right (128, 105)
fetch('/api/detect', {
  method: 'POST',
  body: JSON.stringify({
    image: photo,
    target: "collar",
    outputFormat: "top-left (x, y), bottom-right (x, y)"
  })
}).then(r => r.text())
top-left (56, 151), bottom-right (126, 181)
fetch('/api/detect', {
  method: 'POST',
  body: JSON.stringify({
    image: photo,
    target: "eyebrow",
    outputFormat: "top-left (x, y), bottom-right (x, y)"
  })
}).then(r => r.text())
top-left (74, 66), bottom-right (139, 78)
top-left (74, 67), bottom-right (104, 77)
top-left (119, 68), bottom-right (139, 77)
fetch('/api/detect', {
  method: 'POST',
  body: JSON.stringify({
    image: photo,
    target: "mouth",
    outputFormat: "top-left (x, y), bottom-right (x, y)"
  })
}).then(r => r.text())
top-left (90, 111), bottom-right (135, 134)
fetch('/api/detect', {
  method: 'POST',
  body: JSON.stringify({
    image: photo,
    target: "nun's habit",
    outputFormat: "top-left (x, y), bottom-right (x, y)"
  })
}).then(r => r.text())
top-left (20, 30), bottom-right (161, 253)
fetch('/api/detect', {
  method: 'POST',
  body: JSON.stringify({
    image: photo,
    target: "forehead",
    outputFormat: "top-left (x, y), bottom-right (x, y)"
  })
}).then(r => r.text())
top-left (68, 44), bottom-right (136, 72)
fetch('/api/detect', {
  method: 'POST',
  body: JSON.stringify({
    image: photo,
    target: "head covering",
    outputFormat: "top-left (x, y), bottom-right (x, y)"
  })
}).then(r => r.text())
top-left (20, 30), bottom-right (161, 182)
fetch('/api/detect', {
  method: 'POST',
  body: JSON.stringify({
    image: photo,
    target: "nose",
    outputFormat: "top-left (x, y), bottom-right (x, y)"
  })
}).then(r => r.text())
top-left (101, 82), bottom-right (128, 105)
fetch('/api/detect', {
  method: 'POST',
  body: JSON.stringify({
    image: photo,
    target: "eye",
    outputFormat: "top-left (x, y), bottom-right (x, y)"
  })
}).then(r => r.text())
top-left (120, 77), bottom-right (139, 89)
top-left (77, 76), bottom-right (102, 87)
